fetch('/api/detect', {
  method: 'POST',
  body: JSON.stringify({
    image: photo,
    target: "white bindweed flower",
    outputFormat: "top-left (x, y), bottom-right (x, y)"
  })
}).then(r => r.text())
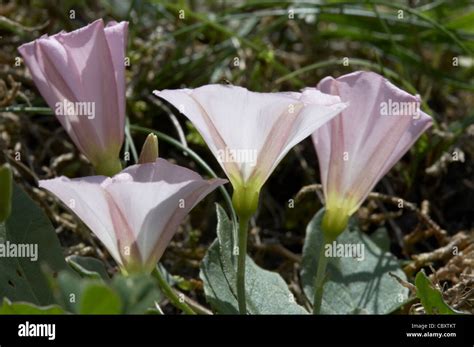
top-left (154, 85), bottom-right (347, 217)
top-left (312, 71), bottom-right (433, 238)
top-left (19, 19), bottom-right (128, 176)
top-left (39, 159), bottom-right (226, 273)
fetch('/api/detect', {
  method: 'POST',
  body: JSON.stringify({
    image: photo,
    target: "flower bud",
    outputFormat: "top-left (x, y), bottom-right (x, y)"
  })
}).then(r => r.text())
top-left (138, 133), bottom-right (159, 164)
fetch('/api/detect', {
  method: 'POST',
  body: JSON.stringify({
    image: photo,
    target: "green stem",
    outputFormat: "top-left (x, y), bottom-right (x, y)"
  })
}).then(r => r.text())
top-left (237, 216), bottom-right (249, 314)
top-left (125, 117), bottom-right (138, 163)
top-left (0, 106), bottom-right (53, 114)
top-left (312, 236), bottom-right (330, 315)
top-left (152, 266), bottom-right (196, 315)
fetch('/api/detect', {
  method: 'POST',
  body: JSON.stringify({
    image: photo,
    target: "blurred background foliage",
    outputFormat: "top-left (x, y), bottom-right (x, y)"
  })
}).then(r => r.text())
top-left (0, 0), bottom-right (473, 310)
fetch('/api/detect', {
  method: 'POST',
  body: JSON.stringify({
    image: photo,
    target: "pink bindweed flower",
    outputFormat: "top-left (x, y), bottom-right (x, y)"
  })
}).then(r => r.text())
top-left (18, 19), bottom-right (128, 176)
top-left (312, 71), bottom-right (433, 238)
top-left (153, 85), bottom-right (347, 217)
top-left (39, 159), bottom-right (226, 273)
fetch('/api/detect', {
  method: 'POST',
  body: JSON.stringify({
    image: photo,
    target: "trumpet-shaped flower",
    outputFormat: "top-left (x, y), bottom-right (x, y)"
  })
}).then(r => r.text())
top-left (19, 19), bottom-right (128, 176)
top-left (39, 159), bottom-right (225, 273)
top-left (154, 85), bottom-right (346, 217)
top-left (312, 71), bottom-right (433, 238)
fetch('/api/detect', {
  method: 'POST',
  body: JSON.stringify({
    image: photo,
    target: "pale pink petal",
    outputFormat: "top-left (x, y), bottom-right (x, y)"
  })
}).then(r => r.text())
top-left (256, 89), bottom-right (347, 185)
top-left (34, 36), bottom-right (100, 159)
top-left (55, 19), bottom-right (121, 159)
top-left (39, 176), bottom-right (122, 265)
top-left (19, 40), bottom-right (88, 153)
top-left (104, 21), bottom-right (128, 137)
top-left (18, 40), bottom-right (75, 108)
top-left (103, 159), bottom-right (226, 268)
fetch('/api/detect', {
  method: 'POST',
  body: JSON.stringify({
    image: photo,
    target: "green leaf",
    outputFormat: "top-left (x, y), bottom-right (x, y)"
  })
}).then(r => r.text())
top-left (301, 209), bottom-right (409, 314)
top-left (200, 204), bottom-right (308, 314)
top-left (0, 182), bottom-right (71, 305)
top-left (66, 255), bottom-right (110, 280)
top-left (445, 12), bottom-right (474, 32)
top-left (0, 298), bottom-right (65, 314)
top-left (415, 270), bottom-right (458, 314)
top-left (53, 270), bottom-right (160, 314)
top-left (112, 274), bottom-right (162, 314)
top-left (79, 282), bottom-right (122, 314)
top-left (51, 271), bottom-right (80, 313)
top-left (370, 227), bottom-right (391, 253)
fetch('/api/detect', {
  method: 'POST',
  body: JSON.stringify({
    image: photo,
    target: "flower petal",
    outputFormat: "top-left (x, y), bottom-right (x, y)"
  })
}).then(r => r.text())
top-left (255, 88), bottom-right (347, 185)
top-left (104, 21), bottom-right (128, 143)
top-left (103, 159), bottom-right (226, 267)
top-left (39, 176), bottom-right (122, 265)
